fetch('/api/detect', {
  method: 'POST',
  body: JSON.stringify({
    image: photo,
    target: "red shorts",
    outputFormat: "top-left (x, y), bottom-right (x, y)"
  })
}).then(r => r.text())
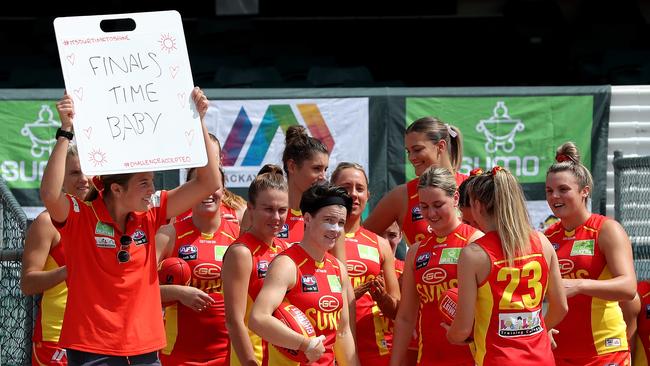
top-left (32, 341), bottom-right (67, 366)
top-left (555, 350), bottom-right (630, 366)
top-left (158, 352), bottom-right (225, 366)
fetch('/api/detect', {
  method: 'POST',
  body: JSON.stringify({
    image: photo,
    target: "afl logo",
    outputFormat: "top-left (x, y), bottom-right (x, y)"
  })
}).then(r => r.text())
top-left (179, 245), bottom-right (197, 255)
top-left (347, 260), bottom-right (368, 276)
top-left (422, 267), bottom-right (447, 284)
top-left (318, 295), bottom-right (340, 312)
top-left (558, 259), bottom-right (575, 275)
top-left (411, 206), bottom-right (423, 221)
top-left (194, 263), bottom-right (221, 280)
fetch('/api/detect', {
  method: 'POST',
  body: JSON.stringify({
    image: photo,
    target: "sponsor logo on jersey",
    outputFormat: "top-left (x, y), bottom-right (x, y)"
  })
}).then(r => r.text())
top-left (95, 222), bottom-right (114, 237)
top-left (552, 242), bottom-right (560, 250)
top-left (71, 196), bottom-right (80, 212)
top-left (358, 244), bottom-right (380, 263)
top-left (416, 252), bottom-right (431, 269)
top-left (422, 267), bottom-right (447, 285)
top-left (558, 259), bottom-right (575, 275)
top-left (605, 338), bottom-right (622, 347)
top-left (276, 224), bottom-right (289, 239)
top-left (318, 295), bottom-right (340, 312)
top-left (327, 274), bottom-right (342, 293)
top-left (179, 245), bottom-right (198, 260)
top-left (646, 304), bottom-right (650, 319)
top-left (95, 236), bottom-right (116, 248)
top-left (214, 245), bottom-right (227, 261)
top-left (302, 275), bottom-right (319, 292)
top-left (498, 310), bottom-right (543, 337)
top-left (257, 260), bottom-right (269, 278)
top-left (132, 229), bottom-right (148, 245)
top-left (411, 206), bottom-right (423, 221)
top-left (347, 259), bottom-right (368, 277)
top-left (439, 248), bottom-right (461, 265)
top-left (193, 263), bottom-right (221, 280)
top-left (570, 239), bottom-right (595, 256)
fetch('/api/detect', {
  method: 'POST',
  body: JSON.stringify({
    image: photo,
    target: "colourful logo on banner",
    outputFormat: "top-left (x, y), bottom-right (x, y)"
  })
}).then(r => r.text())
top-left (0, 102), bottom-right (61, 189)
top-left (222, 104), bottom-right (335, 166)
top-left (405, 96), bottom-right (593, 184)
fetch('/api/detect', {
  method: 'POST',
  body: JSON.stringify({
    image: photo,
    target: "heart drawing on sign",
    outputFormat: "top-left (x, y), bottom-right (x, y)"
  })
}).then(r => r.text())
top-left (83, 127), bottom-right (92, 139)
top-left (170, 65), bottom-right (179, 79)
top-left (66, 54), bottom-right (75, 65)
top-left (74, 88), bottom-right (83, 101)
top-left (185, 130), bottom-right (195, 146)
top-left (178, 92), bottom-right (186, 107)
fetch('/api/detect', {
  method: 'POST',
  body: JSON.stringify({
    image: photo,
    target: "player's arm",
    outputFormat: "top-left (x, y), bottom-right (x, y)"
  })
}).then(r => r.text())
top-left (333, 259), bottom-right (360, 366)
top-left (165, 87), bottom-right (220, 219)
top-left (564, 220), bottom-right (636, 301)
top-left (620, 292), bottom-right (641, 347)
top-left (389, 244), bottom-right (420, 366)
top-left (369, 236), bottom-right (401, 319)
top-left (540, 233), bottom-right (568, 330)
top-left (20, 212), bottom-right (67, 295)
top-left (223, 244), bottom-right (258, 366)
top-left (363, 185), bottom-right (406, 236)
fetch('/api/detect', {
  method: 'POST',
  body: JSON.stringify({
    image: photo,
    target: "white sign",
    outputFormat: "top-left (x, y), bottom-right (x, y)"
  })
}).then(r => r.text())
top-left (205, 98), bottom-right (369, 188)
top-left (54, 11), bottom-right (206, 175)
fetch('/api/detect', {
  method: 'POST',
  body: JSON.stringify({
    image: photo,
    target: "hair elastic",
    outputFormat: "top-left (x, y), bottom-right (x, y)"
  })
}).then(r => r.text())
top-left (491, 166), bottom-right (503, 176)
top-left (555, 154), bottom-right (571, 163)
top-left (469, 168), bottom-right (484, 176)
top-left (445, 123), bottom-right (458, 138)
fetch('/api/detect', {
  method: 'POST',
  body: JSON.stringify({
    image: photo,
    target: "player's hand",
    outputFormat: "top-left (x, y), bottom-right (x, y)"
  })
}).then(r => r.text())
top-left (548, 328), bottom-right (559, 349)
top-left (56, 93), bottom-right (75, 130)
top-left (354, 281), bottom-right (371, 300)
top-left (562, 279), bottom-right (582, 298)
top-left (178, 286), bottom-right (215, 312)
top-left (304, 335), bottom-right (326, 363)
top-left (192, 86), bottom-right (209, 120)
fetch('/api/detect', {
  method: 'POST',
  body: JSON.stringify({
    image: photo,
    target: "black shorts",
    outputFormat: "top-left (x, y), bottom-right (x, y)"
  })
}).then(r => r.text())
top-left (66, 349), bottom-right (160, 366)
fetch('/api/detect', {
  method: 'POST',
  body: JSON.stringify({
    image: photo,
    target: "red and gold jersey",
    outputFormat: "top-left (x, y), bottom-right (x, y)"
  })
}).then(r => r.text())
top-left (472, 231), bottom-right (552, 366)
top-left (33, 240), bottom-right (67, 346)
top-left (56, 192), bottom-right (168, 355)
top-left (161, 217), bottom-right (238, 361)
top-left (402, 179), bottom-right (432, 247)
top-left (176, 204), bottom-right (241, 236)
top-left (268, 245), bottom-right (344, 366)
top-left (395, 259), bottom-right (405, 277)
top-left (545, 214), bottom-right (628, 358)
top-left (413, 223), bottom-right (476, 365)
top-left (277, 209), bottom-right (304, 245)
top-left (344, 227), bottom-right (391, 365)
top-left (227, 232), bottom-right (289, 366)
top-left (634, 281), bottom-right (650, 366)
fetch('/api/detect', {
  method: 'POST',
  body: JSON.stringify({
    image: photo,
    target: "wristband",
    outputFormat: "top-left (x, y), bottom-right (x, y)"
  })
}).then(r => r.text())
top-left (56, 128), bottom-right (74, 141)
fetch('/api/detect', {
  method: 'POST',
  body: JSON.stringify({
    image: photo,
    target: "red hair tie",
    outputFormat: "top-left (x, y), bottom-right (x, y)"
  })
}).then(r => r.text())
top-left (469, 168), bottom-right (484, 176)
top-left (491, 166), bottom-right (503, 176)
top-left (92, 176), bottom-right (105, 191)
top-left (556, 154), bottom-right (571, 163)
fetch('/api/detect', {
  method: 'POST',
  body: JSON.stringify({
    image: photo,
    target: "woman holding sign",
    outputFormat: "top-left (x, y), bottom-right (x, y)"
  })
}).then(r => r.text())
top-left (41, 87), bottom-right (220, 366)
top-left (390, 167), bottom-right (481, 366)
top-left (445, 167), bottom-right (567, 365)
top-left (544, 142), bottom-right (636, 366)
top-left (364, 117), bottom-right (465, 247)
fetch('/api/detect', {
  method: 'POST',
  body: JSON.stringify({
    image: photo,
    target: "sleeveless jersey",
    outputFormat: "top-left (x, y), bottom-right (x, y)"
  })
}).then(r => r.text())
top-left (227, 232), bottom-right (289, 366)
top-left (635, 281), bottom-right (650, 366)
top-left (161, 217), bottom-right (238, 360)
top-left (412, 223), bottom-right (477, 365)
top-left (545, 214), bottom-right (628, 358)
top-left (471, 231), bottom-right (552, 366)
top-left (402, 173), bottom-right (467, 246)
top-left (344, 227), bottom-right (391, 365)
top-left (267, 245), bottom-right (344, 366)
top-left (277, 209), bottom-right (304, 245)
top-left (32, 239), bottom-right (67, 344)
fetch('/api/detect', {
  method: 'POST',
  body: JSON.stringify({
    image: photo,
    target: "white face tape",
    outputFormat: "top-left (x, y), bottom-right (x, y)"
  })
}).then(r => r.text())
top-left (321, 222), bottom-right (342, 234)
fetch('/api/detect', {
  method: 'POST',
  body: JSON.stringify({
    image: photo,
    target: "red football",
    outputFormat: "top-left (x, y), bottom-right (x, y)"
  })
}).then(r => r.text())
top-left (272, 302), bottom-right (317, 363)
top-left (439, 287), bottom-right (459, 325)
top-left (158, 257), bottom-right (192, 286)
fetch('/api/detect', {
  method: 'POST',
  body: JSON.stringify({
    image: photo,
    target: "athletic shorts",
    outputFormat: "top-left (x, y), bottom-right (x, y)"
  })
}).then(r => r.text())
top-left (555, 350), bottom-right (630, 366)
top-left (158, 352), bottom-right (225, 366)
top-left (66, 349), bottom-right (160, 366)
top-left (33, 341), bottom-right (67, 366)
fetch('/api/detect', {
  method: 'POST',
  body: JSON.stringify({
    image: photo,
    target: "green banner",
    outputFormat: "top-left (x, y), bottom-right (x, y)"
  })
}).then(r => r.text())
top-left (0, 101), bottom-right (60, 189)
top-left (405, 96), bottom-right (594, 184)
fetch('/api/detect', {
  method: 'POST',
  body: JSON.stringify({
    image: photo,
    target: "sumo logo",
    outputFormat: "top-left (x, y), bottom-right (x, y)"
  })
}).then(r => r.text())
top-left (222, 104), bottom-right (335, 166)
top-left (318, 295), bottom-right (340, 312)
top-left (558, 259), bottom-right (575, 275)
top-left (476, 101), bottom-right (524, 153)
top-left (422, 267), bottom-right (447, 285)
top-left (21, 105), bottom-right (61, 158)
top-left (193, 263), bottom-right (221, 280)
top-left (346, 260), bottom-right (368, 276)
